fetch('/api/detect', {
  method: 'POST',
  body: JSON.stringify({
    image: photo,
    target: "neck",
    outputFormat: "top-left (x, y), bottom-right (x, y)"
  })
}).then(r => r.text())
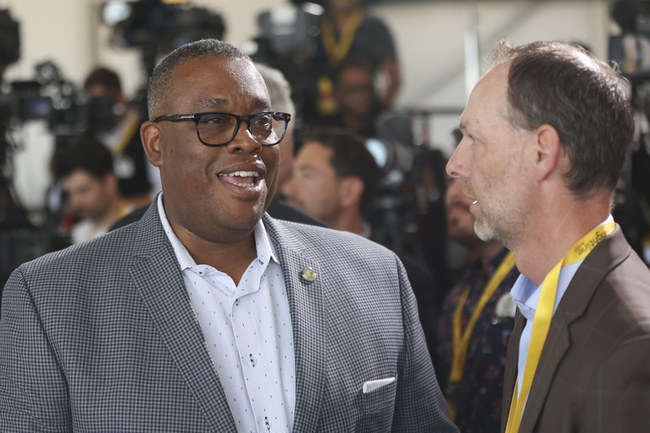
top-left (95, 196), bottom-right (125, 229)
top-left (331, 209), bottom-right (365, 236)
top-left (333, 6), bottom-right (361, 27)
top-left (184, 231), bottom-right (257, 286)
top-left (513, 194), bottom-right (611, 285)
top-left (475, 241), bottom-right (505, 266)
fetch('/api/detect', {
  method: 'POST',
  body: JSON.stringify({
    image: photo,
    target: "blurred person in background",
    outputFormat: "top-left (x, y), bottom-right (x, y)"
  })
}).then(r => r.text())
top-left (437, 173), bottom-right (519, 433)
top-left (59, 137), bottom-right (132, 244)
top-left (282, 128), bottom-right (379, 233)
top-left (316, 57), bottom-right (383, 139)
top-left (84, 66), bottom-right (160, 207)
top-left (307, 0), bottom-right (400, 120)
top-left (283, 127), bottom-right (440, 359)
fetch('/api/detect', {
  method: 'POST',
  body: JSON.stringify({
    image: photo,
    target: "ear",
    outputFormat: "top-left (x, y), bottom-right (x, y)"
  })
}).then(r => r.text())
top-left (533, 124), bottom-right (564, 182)
top-left (105, 172), bottom-right (119, 192)
top-left (141, 121), bottom-right (163, 167)
top-left (339, 177), bottom-right (364, 208)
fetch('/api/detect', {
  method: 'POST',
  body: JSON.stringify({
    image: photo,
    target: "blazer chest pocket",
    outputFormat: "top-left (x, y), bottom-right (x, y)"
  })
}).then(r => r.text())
top-left (355, 377), bottom-right (398, 415)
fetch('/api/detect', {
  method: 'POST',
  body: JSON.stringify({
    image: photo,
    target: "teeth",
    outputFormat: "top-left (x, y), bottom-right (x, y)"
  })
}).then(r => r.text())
top-left (219, 171), bottom-right (259, 177)
top-left (234, 182), bottom-right (254, 187)
top-left (472, 200), bottom-right (478, 205)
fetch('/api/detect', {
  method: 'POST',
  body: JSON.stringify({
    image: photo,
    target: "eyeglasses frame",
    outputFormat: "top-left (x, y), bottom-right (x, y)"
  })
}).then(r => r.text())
top-left (153, 111), bottom-right (292, 147)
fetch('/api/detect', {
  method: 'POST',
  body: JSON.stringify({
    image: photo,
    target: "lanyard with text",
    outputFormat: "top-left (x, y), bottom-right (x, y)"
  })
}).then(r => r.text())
top-left (505, 221), bottom-right (616, 433)
top-left (321, 10), bottom-right (365, 66)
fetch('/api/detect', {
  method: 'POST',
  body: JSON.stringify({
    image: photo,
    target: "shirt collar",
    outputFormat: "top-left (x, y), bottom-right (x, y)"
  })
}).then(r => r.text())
top-left (510, 274), bottom-right (539, 321)
top-left (510, 214), bottom-right (614, 321)
top-left (157, 193), bottom-right (279, 271)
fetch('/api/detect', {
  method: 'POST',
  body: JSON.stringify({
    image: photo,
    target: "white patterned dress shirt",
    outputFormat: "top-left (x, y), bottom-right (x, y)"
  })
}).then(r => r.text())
top-left (157, 194), bottom-right (296, 433)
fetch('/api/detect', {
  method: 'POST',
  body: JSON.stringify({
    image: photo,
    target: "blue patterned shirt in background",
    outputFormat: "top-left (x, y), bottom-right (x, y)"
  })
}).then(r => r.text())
top-left (437, 248), bottom-right (520, 433)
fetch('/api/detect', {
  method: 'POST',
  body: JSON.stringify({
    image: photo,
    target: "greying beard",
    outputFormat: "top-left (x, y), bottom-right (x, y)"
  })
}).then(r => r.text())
top-left (474, 217), bottom-right (497, 243)
top-left (474, 216), bottom-right (519, 251)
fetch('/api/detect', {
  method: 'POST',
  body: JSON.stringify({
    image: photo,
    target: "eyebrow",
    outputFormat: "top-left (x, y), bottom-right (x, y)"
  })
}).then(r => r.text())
top-left (198, 98), bottom-right (229, 110)
top-left (297, 164), bottom-right (316, 174)
top-left (197, 96), bottom-right (272, 112)
top-left (252, 96), bottom-right (272, 111)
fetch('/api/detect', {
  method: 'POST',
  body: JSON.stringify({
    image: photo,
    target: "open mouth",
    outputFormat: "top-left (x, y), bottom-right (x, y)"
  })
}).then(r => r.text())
top-left (218, 170), bottom-right (261, 188)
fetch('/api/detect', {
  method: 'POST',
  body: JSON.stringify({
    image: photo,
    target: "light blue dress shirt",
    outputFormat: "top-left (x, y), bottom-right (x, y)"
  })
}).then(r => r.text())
top-left (510, 215), bottom-right (614, 399)
top-left (158, 194), bottom-right (296, 433)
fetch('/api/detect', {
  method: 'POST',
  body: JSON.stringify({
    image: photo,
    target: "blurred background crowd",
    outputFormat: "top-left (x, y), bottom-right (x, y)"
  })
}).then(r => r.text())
top-left (0, 0), bottom-right (649, 431)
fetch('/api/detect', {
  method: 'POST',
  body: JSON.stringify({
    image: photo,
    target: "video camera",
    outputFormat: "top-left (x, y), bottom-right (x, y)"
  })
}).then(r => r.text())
top-left (0, 9), bottom-right (76, 292)
top-left (3, 61), bottom-right (82, 128)
top-left (363, 112), bottom-right (447, 263)
top-left (610, 0), bottom-right (650, 76)
top-left (0, 9), bottom-right (86, 171)
top-left (102, 0), bottom-right (226, 78)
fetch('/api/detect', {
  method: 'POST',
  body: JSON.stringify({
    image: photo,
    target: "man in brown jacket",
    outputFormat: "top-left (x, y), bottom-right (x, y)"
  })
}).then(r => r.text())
top-left (446, 40), bottom-right (650, 433)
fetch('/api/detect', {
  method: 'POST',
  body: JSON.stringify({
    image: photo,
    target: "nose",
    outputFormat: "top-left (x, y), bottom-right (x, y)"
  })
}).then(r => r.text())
top-left (446, 139), bottom-right (468, 179)
top-left (227, 118), bottom-right (262, 153)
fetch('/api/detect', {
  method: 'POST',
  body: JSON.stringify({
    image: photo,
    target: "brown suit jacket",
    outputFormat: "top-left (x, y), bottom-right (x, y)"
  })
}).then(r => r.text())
top-left (501, 228), bottom-right (650, 433)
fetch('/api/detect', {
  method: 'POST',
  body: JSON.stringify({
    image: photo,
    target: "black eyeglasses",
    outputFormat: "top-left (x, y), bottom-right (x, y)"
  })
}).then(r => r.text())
top-left (153, 111), bottom-right (291, 147)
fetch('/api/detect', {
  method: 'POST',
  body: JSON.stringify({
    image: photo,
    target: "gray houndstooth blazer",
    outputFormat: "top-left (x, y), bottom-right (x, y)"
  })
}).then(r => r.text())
top-left (0, 201), bottom-right (457, 432)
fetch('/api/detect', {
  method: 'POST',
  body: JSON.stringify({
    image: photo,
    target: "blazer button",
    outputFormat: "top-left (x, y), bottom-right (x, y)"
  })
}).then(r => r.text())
top-left (301, 266), bottom-right (317, 282)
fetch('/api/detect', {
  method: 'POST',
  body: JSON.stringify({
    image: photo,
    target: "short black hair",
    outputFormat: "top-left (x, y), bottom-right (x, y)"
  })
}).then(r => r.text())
top-left (147, 39), bottom-right (251, 119)
top-left (58, 134), bottom-right (114, 180)
top-left (302, 127), bottom-right (380, 210)
top-left (84, 67), bottom-right (122, 93)
top-left (331, 56), bottom-right (375, 87)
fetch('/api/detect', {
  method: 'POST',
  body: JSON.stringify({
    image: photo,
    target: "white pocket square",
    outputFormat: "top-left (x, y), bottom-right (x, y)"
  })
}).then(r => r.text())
top-left (362, 377), bottom-right (396, 393)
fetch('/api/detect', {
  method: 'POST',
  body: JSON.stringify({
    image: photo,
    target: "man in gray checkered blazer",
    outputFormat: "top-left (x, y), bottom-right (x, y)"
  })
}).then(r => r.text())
top-left (0, 39), bottom-right (457, 432)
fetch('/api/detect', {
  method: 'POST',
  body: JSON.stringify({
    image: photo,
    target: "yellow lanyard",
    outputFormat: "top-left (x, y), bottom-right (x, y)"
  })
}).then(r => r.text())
top-left (505, 221), bottom-right (616, 433)
top-left (112, 112), bottom-right (141, 156)
top-left (450, 251), bottom-right (516, 382)
top-left (447, 251), bottom-right (515, 421)
top-left (321, 10), bottom-right (365, 66)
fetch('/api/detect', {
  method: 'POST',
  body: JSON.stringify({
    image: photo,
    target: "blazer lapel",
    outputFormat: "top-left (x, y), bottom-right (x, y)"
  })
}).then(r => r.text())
top-left (264, 215), bottom-right (326, 432)
top-left (518, 312), bottom-right (571, 433)
top-left (129, 204), bottom-right (237, 432)
top-left (518, 228), bottom-right (631, 433)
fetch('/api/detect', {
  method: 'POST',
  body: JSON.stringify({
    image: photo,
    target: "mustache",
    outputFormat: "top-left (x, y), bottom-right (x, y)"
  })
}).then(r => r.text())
top-left (461, 182), bottom-right (475, 198)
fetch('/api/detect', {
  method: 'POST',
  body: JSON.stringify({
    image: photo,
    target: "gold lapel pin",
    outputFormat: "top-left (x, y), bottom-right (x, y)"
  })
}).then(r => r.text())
top-left (301, 266), bottom-right (317, 282)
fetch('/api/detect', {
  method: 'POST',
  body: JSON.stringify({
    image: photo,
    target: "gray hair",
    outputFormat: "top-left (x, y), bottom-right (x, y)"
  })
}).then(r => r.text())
top-left (255, 63), bottom-right (295, 131)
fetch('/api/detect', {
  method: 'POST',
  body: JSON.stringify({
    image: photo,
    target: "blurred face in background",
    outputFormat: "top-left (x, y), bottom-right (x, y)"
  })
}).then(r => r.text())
top-left (277, 126), bottom-right (294, 190)
top-left (282, 141), bottom-right (343, 226)
top-left (64, 170), bottom-right (115, 222)
top-left (328, 0), bottom-right (361, 12)
top-left (445, 175), bottom-right (482, 249)
top-left (335, 66), bottom-right (376, 119)
top-left (85, 83), bottom-right (125, 131)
